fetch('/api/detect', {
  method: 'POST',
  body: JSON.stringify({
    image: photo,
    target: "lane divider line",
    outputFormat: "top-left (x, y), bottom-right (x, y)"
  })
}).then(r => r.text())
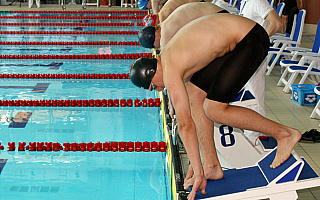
top-left (3, 141), bottom-right (166, 152)
top-left (0, 73), bottom-right (130, 79)
top-left (0, 41), bottom-right (140, 45)
top-left (0, 98), bottom-right (161, 107)
top-left (0, 53), bottom-right (152, 59)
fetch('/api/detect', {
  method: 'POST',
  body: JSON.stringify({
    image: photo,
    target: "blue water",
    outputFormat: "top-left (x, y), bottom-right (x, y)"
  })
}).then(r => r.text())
top-left (0, 106), bottom-right (161, 143)
top-left (0, 12), bottom-right (171, 200)
top-left (0, 12), bottom-right (147, 17)
top-left (0, 79), bottom-right (155, 100)
top-left (0, 59), bottom-right (134, 74)
top-left (0, 45), bottom-right (149, 54)
top-left (0, 19), bottom-right (141, 23)
top-left (0, 34), bottom-right (139, 42)
top-left (0, 26), bottom-right (141, 32)
top-left (0, 152), bottom-right (167, 200)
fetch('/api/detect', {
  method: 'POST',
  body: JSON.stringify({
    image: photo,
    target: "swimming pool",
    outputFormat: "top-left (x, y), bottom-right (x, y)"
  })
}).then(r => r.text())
top-left (0, 10), bottom-right (174, 200)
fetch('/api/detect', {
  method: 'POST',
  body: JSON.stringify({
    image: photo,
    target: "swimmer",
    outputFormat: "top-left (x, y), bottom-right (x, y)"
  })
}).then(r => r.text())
top-left (139, 2), bottom-right (227, 49)
top-left (129, 14), bottom-right (301, 200)
top-left (142, 0), bottom-right (209, 26)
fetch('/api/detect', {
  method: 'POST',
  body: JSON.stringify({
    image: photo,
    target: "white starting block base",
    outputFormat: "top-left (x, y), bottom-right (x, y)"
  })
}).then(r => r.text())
top-left (214, 123), bottom-right (267, 168)
top-left (192, 148), bottom-right (320, 200)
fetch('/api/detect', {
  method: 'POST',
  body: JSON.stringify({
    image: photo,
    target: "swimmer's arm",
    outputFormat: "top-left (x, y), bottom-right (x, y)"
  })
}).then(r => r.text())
top-left (265, 10), bottom-right (283, 37)
top-left (151, 0), bottom-right (161, 14)
top-left (164, 72), bottom-right (206, 200)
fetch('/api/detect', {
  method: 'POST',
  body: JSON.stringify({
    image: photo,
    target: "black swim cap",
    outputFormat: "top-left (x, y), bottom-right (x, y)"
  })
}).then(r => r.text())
top-left (129, 57), bottom-right (157, 89)
top-left (138, 26), bottom-right (156, 49)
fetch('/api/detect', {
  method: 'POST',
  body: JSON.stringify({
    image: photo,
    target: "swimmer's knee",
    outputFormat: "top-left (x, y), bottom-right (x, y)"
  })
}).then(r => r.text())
top-left (187, 83), bottom-right (207, 103)
top-left (203, 99), bottom-right (228, 123)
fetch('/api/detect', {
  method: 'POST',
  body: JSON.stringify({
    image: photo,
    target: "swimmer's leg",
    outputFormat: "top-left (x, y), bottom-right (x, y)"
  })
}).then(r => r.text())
top-left (184, 82), bottom-right (223, 188)
top-left (203, 99), bottom-right (301, 168)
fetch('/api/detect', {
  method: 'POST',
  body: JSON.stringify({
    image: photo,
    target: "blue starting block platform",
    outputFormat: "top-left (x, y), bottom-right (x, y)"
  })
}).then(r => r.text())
top-left (191, 148), bottom-right (320, 200)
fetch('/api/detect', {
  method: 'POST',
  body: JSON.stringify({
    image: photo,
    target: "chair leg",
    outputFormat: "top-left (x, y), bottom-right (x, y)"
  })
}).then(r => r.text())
top-left (298, 61), bottom-right (319, 85)
top-left (277, 66), bottom-right (289, 86)
top-left (266, 53), bottom-right (280, 75)
top-left (310, 99), bottom-right (320, 118)
top-left (283, 72), bottom-right (299, 93)
top-left (266, 45), bottom-right (287, 76)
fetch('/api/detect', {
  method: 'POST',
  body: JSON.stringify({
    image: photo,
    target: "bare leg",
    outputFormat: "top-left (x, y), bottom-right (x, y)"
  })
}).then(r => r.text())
top-left (203, 99), bottom-right (301, 168)
top-left (185, 83), bottom-right (223, 183)
top-left (282, 15), bottom-right (288, 34)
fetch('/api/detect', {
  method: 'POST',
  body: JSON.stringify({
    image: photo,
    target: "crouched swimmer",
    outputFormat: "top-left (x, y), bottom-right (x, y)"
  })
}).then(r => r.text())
top-left (130, 14), bottom-right (301, 200)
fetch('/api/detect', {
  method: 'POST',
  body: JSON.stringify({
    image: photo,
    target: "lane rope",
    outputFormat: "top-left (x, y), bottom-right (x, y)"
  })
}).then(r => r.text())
top-left (0, 41), bottom-right (140, 45)
top-left (0, 30), bottom-right (139, 34)
top-left (3, 141), bottom-right (166, 152)
top-left (0, 98), bottom-right (161, 107)
top-left (0, 53), bottom-right (152, 59)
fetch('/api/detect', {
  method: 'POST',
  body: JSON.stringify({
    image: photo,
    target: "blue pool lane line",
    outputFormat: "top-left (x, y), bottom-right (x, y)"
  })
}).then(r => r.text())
top-left (0, 47), bottom-right (72, 53)
top-left (0, 62), bottom-right (63, 69)
top-left (0, 159), bottom-right (7, 174)
top-left (8, 112), bottom-right (32, 128)
top-left (0, 83), bottom-right (50, 93)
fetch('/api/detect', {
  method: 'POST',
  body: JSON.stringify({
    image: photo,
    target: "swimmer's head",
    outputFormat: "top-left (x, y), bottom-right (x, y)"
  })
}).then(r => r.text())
top-left (143, 14), bottom-right (158, 26)
top-left (138, 26), bottom-right (156, 48)
top-left (129, 57), bottom-right (157, 89)
top-left (138, 0), bottom-right (149, 10)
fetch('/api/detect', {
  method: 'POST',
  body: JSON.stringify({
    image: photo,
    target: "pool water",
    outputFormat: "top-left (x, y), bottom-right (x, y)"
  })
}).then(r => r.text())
top-left (0, 45), bottom-right (149, 55)
top-left (0, 11), bottom-right (171, 200)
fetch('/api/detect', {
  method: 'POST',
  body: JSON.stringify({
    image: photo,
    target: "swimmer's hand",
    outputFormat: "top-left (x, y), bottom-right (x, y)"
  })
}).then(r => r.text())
top-left (184, 174), bottom-right (207, 200)
top-left (184, 164), bottom-right (194, 186)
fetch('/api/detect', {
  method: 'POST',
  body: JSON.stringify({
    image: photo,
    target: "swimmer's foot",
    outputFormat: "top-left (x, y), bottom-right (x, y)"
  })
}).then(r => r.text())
top-left (184, 164), bottom-right (223, 188)
top-left (204, 164), bottom-right (224, 180)
top-left (271, 128), bottom-right (301, 168)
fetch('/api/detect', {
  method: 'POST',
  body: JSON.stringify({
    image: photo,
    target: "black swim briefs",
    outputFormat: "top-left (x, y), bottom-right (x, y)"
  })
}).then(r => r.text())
top-left (190, 23), bottom-right (269, 103)
top-left (217, 9), bottom-right (229, 14)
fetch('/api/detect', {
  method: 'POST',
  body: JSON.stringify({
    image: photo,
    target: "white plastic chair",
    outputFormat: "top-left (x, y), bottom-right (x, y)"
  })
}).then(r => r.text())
top-left (277, 20), bottom-right (320, 93)
top-left (278, 57), bottom-right (320, 93)
top-left (268, 0), bottom-right (274, 6)
top-left (276, 2), bottom-right (285, 17)
top-left (266, 9), bottom-right (306, 76)
top-left (228, 0), bottom-right (237, 7)
top-left (310, 86), bottom-right (320, 122)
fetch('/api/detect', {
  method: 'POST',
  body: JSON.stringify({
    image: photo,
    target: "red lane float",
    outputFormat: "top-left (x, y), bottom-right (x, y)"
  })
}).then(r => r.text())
top-left (0, 16), bottom-right (144, 20)
top-left (0, 41), bottom-right (140, 45)
top-left (0, 98), bottom-right (161, 107)
top-left (11, 10), bottom-right (148, 14)
top-left (0, 53), bottom-right (152, 59)
top-left (0, 73), bottom-right (130, 79)
top-left (0, 22), bottom-right (134, 27)
top-left (6, 141), bottom-right (166, 152)
top-left (0, 31), bottom-right (138, 35)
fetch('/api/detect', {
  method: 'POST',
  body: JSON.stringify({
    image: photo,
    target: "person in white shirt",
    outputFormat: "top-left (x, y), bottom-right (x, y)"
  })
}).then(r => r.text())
top-left (239, 0), bottom-right (283, 145)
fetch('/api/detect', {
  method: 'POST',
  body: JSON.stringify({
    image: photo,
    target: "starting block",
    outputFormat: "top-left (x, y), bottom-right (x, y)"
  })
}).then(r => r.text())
top-left (214, 123), bottom-right (266, 168)
top-left (191, 148), bottom-right (320, 200)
